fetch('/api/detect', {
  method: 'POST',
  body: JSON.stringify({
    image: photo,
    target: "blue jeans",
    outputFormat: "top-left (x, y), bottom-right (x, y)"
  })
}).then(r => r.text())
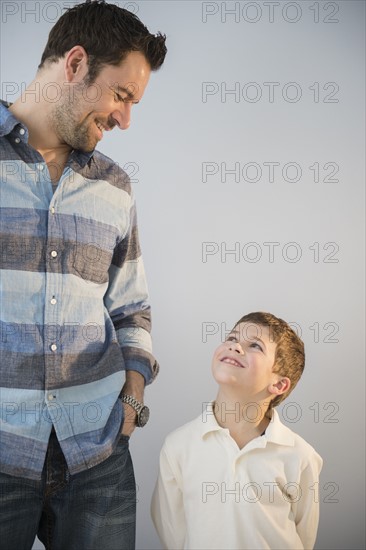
top-left (0, 430), bottom-right (136, 550)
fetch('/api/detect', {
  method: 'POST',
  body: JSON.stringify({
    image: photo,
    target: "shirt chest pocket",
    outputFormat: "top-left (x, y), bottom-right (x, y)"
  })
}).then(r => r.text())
top-left (73, 216), bottom-right (117, 284)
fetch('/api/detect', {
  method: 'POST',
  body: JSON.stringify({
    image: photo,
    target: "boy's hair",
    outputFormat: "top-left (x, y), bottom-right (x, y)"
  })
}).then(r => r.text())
top-left (38, 0), bottom-right (167, 83)
top-left (233, 312), bottom-right (305, 411)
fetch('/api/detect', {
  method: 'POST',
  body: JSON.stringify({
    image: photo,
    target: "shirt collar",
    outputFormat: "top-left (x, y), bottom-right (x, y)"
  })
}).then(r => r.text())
top-left (0, 100), bottom-right (23, 137)
top-left (263, 408), bottom-right (295, 446)
top-left (199, 402), bottom-right (295, 447)
top-left (199, 402), bottom-right (226, 437)
top-left (0, 99), bottom-right (94, 168)
top-left (70, 149), bottom-right (94, 168)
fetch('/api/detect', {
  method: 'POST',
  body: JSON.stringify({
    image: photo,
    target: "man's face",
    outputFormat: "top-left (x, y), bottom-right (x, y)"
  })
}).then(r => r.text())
top-left (50, 50), bottom-right (151, 152)
top-left (211, 322), bottom-right (280, 398)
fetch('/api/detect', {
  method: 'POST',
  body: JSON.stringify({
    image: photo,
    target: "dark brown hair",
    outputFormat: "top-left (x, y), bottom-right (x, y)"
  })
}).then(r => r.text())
top-left (233, 312), bottom-right (305, 411)
top-left (38, 0), bottom-right (167, 83)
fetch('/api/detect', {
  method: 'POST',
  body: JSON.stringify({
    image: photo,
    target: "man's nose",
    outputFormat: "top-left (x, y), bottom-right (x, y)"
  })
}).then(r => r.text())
top-left (111, 103), bottom-right (132, 130)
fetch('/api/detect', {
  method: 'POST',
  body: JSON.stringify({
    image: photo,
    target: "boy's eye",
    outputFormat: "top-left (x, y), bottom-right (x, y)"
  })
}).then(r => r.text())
top-left (250, 342), bottom-right (263, 351)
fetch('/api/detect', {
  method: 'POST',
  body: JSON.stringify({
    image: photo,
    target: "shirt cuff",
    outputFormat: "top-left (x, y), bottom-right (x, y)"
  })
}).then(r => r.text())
top-left (123, 347), bottom-right (159, 385)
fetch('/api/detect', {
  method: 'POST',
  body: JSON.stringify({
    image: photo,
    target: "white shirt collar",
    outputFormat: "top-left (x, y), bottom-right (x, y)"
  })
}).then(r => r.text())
top-left (199, 401), bottom-right (295, 447)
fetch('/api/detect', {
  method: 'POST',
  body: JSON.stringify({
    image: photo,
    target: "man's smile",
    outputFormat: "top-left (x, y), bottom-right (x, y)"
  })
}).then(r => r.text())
top-left (95, 119), bottom-right (114, 139)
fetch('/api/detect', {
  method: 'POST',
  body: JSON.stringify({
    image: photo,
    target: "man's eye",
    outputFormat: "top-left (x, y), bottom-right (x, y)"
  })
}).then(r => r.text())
top-left (114, 93), bottom-right (125, 103)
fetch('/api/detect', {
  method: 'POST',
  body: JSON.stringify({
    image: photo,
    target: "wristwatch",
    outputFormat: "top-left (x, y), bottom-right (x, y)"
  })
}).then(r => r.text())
top-left (121, 394), bottom-right (150, 427)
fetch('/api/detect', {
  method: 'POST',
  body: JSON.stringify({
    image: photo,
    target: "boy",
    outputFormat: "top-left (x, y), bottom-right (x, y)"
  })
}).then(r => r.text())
top-left (151, 312), bottom-right (323, 550)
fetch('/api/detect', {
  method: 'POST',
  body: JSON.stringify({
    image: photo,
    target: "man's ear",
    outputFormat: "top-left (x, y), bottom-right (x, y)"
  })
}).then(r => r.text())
top-left (268, 377), bottom-right (291, 396)
top-left (64, 46), bottom-right (89, 82)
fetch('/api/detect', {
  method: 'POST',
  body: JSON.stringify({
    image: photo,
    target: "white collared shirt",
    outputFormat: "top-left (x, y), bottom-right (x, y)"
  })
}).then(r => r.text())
top-left (151, 403), bottom-right (323, 550)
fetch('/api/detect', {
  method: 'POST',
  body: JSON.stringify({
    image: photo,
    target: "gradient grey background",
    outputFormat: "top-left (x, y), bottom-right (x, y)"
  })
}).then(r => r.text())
top-left (1, 1), bottom-right (365, 548)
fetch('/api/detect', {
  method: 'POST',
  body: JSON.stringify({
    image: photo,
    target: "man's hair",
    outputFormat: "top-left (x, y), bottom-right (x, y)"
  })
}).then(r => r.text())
top-left (38, 0), bottom-right (167, 83)
top-left (233, 312), bottom-right (305, 411)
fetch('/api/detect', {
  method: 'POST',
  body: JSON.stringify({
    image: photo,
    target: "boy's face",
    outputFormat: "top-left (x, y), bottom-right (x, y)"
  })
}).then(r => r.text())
top-left (211, 322), bottom-right (282, 398)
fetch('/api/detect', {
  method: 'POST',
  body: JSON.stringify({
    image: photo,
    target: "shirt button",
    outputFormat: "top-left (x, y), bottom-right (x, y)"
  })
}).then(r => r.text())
top-left (37, 164), bottom-right (44, 171)
top-left (50, 344), bottom-right (57, 352)
top-left (50, 250), bottom-right (58, 258)
top-left (50, 206), bottom-right (55, 214)
top-left (48, 394), bottom-right (55, 401)
top-left (19, 128), bottom-right (25, 135)
top-left (14, 138), bottom-right (20, 144)
top-left (50, 297), bottom-right (57, 305)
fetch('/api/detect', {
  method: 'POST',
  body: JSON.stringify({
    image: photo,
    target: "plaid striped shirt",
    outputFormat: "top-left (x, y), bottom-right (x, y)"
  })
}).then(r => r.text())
top-left (0, 100), bottom-right (158, 480)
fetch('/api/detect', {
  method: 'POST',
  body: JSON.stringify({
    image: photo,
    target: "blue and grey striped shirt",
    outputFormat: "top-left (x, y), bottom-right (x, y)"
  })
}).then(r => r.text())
top-left (0, 100), bottom-right (158, 480)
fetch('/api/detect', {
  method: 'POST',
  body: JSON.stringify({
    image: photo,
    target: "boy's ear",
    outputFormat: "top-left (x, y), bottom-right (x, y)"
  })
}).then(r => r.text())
top-left (268, 377), bottom-right (291, 396)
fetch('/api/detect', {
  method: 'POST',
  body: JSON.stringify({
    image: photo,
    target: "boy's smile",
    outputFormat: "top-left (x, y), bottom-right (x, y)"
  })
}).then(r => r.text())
top-left (219, 355), bottom-right (245, 368)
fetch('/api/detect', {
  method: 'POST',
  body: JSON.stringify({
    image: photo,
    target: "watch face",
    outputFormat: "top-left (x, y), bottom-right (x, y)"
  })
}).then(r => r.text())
top-left (137, 406), bottom-right (150, 427)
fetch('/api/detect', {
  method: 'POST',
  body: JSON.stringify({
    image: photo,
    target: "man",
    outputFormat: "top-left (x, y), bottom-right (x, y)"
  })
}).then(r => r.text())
top-left (0, 1), bottom-right (167, 548)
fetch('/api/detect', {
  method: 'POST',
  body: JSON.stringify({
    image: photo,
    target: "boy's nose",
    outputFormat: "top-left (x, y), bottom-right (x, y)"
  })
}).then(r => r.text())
top-left (227, 341), bottom-right (244, 354)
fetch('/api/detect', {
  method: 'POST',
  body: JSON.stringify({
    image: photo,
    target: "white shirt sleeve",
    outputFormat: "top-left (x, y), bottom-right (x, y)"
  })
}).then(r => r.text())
top-left (151, 443), bottom-right (186, 550)
top-left (292, 453), bottom-right (323, 550)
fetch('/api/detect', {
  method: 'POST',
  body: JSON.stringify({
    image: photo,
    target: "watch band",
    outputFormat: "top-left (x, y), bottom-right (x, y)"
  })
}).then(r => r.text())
top-left (121, 394), bottom-right (150, 427)
top-left (121, 394), bottom-right (144, 413)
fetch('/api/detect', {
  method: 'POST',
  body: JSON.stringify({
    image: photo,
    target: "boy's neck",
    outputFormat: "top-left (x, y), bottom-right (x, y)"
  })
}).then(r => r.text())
top-left (213, 391), bottom-right (272, 450)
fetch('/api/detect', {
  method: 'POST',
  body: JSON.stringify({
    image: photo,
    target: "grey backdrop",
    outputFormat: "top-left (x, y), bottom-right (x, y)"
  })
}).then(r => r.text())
top-left (1, 1), bottom-right (365, 549)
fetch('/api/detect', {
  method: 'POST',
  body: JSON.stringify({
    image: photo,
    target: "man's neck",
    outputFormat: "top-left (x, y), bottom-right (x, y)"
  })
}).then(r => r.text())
top-left (9, 100), bottom-right (72, 178)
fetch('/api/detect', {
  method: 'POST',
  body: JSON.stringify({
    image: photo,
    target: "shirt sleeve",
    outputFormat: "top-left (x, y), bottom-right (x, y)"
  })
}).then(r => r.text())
top-left (104, 193), bottom-right (159, 385)
top-left (151, 443), bottom-right (186, 550)
top-left (292, 452), bottom-right (323, 549)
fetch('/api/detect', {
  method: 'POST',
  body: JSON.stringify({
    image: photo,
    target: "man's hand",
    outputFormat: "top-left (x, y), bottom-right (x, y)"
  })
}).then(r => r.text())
top-left (121, 402), bottom-right (138, 437)
top-left (120, 370), bottom-right (145, 437)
